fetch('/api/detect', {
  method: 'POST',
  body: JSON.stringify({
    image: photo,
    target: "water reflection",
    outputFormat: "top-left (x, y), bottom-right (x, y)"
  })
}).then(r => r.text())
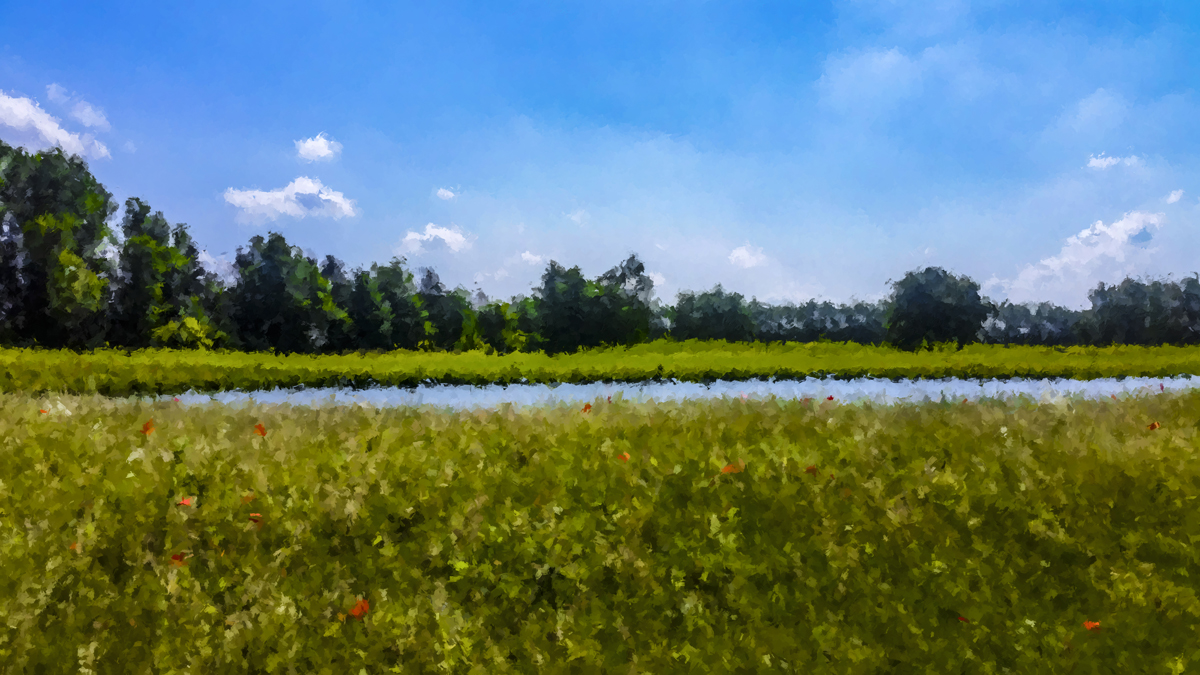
top-left (161, 376), bottom-right (1197, 410)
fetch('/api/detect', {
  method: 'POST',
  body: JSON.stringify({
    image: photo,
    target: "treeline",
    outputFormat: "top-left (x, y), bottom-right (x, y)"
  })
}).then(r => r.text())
top-left (3, 140), bottom-right (1200, 354)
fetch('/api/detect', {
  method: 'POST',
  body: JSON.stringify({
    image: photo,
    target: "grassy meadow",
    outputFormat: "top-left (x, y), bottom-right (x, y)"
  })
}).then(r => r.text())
top-left (3, 340), bottom-right (1200, 396)
top-left (1, 389), bottom-right (1198, 673)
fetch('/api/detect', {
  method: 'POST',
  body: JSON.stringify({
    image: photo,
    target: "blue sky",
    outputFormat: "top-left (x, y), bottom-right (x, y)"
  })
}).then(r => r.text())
top-left (3, 0), bottom-right (1200, 308)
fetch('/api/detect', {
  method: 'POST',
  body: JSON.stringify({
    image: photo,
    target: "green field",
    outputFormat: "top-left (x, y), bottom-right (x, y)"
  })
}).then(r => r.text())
top-left (3, 341), bottom-right (1200, 396)
top-left (2, 390), bottom-right (1198, 673)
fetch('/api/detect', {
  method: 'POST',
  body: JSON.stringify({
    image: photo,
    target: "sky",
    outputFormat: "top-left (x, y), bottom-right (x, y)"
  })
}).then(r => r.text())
top-left (2, 0), bottom-right (1200, 309)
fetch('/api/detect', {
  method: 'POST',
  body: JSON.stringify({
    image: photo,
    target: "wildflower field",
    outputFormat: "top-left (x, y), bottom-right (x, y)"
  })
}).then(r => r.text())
top-left (2, 389), bottom-right (1198, 673)
top-left (3, 341), bottom-right (1200, 396)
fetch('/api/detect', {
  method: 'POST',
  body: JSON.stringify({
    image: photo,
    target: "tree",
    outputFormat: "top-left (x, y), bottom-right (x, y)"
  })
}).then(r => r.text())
top-left (231, 232), bottom-right (348, 353)
top-left (109, 198), bottom-right (224, 349)
top-left (320, 255), bottom-right (356, 352)
top-left (980, 301), bottom-right (1082, 346)
top-left (343, 258), bottom-right (426, 351)
top-left (534, 261), bottom-right (590, 354)
top-left (416, 268), bottom-right (480, 351)
top-left (591, 254), bottom-right (659, 347)
top-left (0, 141), bottom-right (117, 348)
top-left (670, 285), bottom-right (755, 342)
top-left (884, 267), bottom-right (990, 350)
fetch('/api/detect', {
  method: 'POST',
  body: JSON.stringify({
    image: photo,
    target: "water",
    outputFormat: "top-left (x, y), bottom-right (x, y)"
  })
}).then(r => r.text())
top-left (159, 376), bottom-right (1197, 410)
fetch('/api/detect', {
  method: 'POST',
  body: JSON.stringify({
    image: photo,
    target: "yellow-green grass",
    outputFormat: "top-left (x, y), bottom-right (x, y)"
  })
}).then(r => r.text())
top-left (3, 341), bottom-right (1200, 396)
top-left (1, 391), bottom-right (1198, 673)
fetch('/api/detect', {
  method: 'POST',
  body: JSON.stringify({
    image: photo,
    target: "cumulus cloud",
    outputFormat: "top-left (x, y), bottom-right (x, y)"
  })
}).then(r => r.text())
top-left (396, 223), bottom-right (476, 255)
top-left (1167, 189), bottom-right (1184, 204)
top-left (1086, 152), bottom-right (1140, 169)
top-left (436, 188), bottom-right (456, 200)
top-left (990, 211), bottom-right (1163, 306)
top-left (46, 84), bottom-right (68, 103)
top-left (70, 100), bottom-right (110, 131)
top-left (520, 251), bottom-right (544, 265)
top-left (294, 132), bottom-right (342, 162)
top-left (0, 90), bottom-right (109, 158)
top-left (45, 84), bottom-right (110, 131)
top-left (729, 243), bottom-right (767, 269)
top-left (223, 176), bottom-right (357, 224)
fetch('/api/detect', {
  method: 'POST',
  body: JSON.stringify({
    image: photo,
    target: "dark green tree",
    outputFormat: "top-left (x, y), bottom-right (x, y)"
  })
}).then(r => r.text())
top-left (320, 255), bottom-right (356, 352)
top-left (590, 254), bottom-right (659, 347)
top-left (110, 198), bottom-right (225, 349)
top-left (0, 141), bottom-right (117, 348)
top-left (343, 258), bottom-right (426, 351)
top-left (670, 285), bottom-right (755, 342)
top-left (884, 267), bottom-right (991, 350)
top-left (231, 232), bottom-right (348, 353)
top-left (416, 268), bottom-right (480, 351)
top-left (534, 261), bottom-right (590, 354)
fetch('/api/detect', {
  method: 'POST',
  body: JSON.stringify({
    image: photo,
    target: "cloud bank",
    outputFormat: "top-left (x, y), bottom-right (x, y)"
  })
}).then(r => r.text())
top-left (396, 223), bottom-right (475, 255)
top-left (0, 90), bottom-right (109, 158)
top-left (990, 211), bottom-right (1163, 307)
top-left (223, 176), bottom-right (358, 224)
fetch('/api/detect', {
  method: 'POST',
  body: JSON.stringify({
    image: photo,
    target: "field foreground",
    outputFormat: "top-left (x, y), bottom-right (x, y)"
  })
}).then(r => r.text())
top-left (1, 392), bottom-right (1199, 673)
top-left (4, 341), bottom-right (1200, 396)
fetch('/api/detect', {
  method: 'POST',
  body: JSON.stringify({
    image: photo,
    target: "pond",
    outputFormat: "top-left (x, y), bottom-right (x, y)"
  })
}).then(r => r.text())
top-left (158, 375), bottom-right (1198, 410)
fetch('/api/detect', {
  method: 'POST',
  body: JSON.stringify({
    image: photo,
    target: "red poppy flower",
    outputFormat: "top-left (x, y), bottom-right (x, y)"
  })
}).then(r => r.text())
top-left (1160, 383), bottom-right (1165, 392)
top-left (582, 404), bottom-right (592, 413)
top-left (173, 397), bottom-right (181, 402)
top-left (1083, 621), bottom-right (1100, 631)
top-left (805, 465), bottom-right (818, 475)
top-left (721, 460), bottom-right (745, 474)
top-left (170, 553), bottom-right (187, 567)
top-left (39, 409), bottom-right (48, 414)
top-left (249, 513), bottom-right (262, 521)
top-left (69, 542), bottom-right (78, 551)
top-left (1111, 395), bottom-right (1118, 400)
top-left (349, 598), bottom-right (370, 620)
top-left (826, 395), bottom-right (834, 401)
top-left (958, 617), bottom-right (969, 622)
top-left (1147, 422), bottom-right (1161, 430)
top-left (618, 452), bottom-right (630, 463)
top-left (607, 396), bottom-right (612, 403)
top-left (254, 423), bottom-right (266, 437)
top-left (141, 419), bottom-right (155, 435)
top-left (176, 497), bottom-right (192, 507)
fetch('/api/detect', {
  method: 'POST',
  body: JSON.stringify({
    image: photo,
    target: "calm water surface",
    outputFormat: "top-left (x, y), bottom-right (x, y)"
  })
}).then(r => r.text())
top-left (158, 376), bottom-right (1199, 410)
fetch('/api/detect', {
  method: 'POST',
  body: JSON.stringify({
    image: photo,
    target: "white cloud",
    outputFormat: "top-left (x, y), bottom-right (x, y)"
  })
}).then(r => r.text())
top-left (198, 250), bottom-right (238, 286)
top-left (1167, 189), bottom-right (1184, 204)
top-left (0, 90), bottom-right (109, 158)
top-left (396, 223), bottom-right (476, 255)
top-left (223, 176), bottom-right (357, 224)
top-left (566, 209), bottom-right (589, 225)
top-left (294, 132), bottom-right (342, 162)
top-left (70, 100), bottom-right (110, 131)
top-left (729, 243), bottom-right (767, 269)
top-left (520, 251), bottom-right (544, 265)
top-left (436, 188), bottom-right (456, 200)
top-left (1086, 152), bottom-right (1140, 169)
top-left (46, 84), bottom-right (68, 103)
top-left (647, 271), bottom-right (666, 288)
top-left (44, 84), bottom-right (110, 131)
top-left (992, 211), bottom-right (1163, 306)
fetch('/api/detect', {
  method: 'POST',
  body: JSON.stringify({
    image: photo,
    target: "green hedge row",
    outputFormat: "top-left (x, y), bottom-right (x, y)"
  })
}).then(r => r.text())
top-left (3, 341), bottom-right (1200, 395)
top-left (2, 391), bottom-right (1198, 673)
